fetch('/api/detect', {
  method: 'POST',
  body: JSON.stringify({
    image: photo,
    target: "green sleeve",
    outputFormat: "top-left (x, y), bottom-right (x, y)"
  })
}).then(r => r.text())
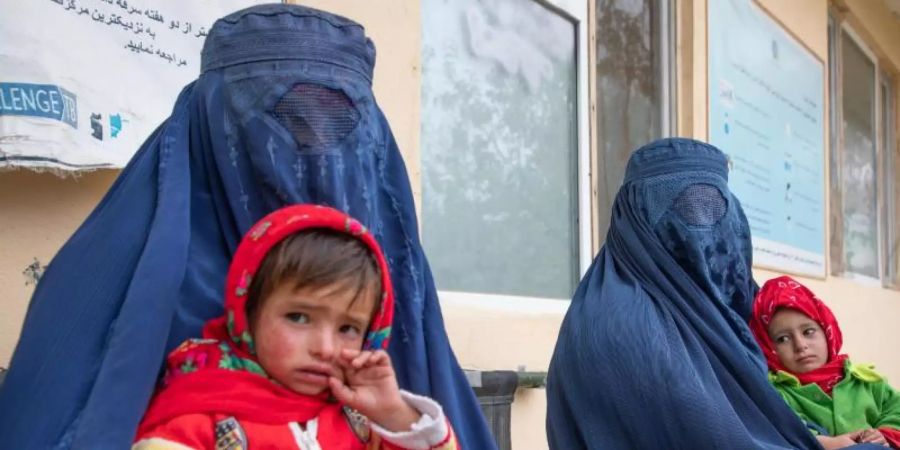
top-left (771, 384), bottom-right (819, 434)
top-left (874, 380), bottom-right (900, 430)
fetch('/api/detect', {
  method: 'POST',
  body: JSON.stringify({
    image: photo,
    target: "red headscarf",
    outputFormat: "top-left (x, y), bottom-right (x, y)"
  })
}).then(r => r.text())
top-left (749, 276), bottom-right (847, 394)
top-left (750, 276), bottom-right (900, 447)
top-left (137, 204), bottom-right (394, 440)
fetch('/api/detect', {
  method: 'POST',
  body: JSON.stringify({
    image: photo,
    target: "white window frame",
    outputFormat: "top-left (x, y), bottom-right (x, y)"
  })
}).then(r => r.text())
top-left (832, 21), bottom-right (887, 286)
top-left (434, 0), bottom-right (591, 311)
top-left (549, 0), bottom-right (594, 276)
top-left (435, 0), bottom-right (677, 310)
top-left (879, 73), bottom-right (897, 288)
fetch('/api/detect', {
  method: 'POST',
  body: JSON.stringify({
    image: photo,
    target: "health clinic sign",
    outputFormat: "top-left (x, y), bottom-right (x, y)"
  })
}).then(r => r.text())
top-left (708, 0), bottom-right (826, 277)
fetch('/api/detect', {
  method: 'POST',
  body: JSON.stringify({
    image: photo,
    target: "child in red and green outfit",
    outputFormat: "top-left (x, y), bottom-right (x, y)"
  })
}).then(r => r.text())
top-left (133, 204), bottom-right (458, 450)
top-left (750, 276), bottom-right (900, 449)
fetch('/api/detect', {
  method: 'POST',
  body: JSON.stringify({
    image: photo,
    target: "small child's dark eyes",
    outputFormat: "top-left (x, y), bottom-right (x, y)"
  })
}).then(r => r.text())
top-left (285, 312), bottom-right (309, 323)
top-left (774, 335), bottom-right (789, 344)
top-left (802, 328), bottom-right (817, 336)
top-left (339, 324), bottom-right (361, 336)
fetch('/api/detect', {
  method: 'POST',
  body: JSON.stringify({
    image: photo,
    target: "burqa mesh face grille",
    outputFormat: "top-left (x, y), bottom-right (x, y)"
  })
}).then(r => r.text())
top-left (673, 183), bottom-right (727, 226)
top-left (273, 84), bottom-right (360, 150)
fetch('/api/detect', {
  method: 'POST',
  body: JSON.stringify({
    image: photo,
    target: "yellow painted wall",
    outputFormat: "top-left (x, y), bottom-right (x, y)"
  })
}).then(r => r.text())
top-left (840, 0), bottom-right (900, 72)
top-left (0, 170), bottom-right (117, 365)
top-left (2, 2), bottom-right (900, 450)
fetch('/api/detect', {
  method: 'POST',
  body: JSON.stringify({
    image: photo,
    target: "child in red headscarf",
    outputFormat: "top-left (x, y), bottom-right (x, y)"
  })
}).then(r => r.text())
top-left (133, 205), bottom-right (458, 450)
top-left (750, 275), bottom-right (900, 449)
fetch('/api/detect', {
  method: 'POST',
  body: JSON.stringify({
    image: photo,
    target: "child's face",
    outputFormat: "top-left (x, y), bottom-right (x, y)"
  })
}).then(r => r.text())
top-left (767, 308), bottom-right (828, 373)
top-left (251, 281), bottom-right (377, 395)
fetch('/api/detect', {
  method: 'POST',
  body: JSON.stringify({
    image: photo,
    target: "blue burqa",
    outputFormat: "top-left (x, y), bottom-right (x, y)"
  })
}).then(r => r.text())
top-left (0, 5), bottom-right (494, 449)
top-left (546, 138), bottom-right (824, 449)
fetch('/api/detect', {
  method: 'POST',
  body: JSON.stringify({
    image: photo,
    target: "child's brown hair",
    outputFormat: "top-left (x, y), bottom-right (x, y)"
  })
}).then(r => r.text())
top-left (245, 228), bottom-right (382, 325)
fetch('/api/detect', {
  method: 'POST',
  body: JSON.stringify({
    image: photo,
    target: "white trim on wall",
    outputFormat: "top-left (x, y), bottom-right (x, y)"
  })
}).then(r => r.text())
top-left (438, 290), bottom-right (572, 315)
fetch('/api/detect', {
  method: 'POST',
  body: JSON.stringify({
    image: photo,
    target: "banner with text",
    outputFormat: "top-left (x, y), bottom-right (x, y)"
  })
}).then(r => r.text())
top-left (0, 0), bottom-right (265, 171)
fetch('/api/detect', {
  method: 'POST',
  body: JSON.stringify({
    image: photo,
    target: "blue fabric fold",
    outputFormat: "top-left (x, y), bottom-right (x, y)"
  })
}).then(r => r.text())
top-left (547, 138), bottom-right (822, 449)
top-left (0, 4), bottom-right (493, 449)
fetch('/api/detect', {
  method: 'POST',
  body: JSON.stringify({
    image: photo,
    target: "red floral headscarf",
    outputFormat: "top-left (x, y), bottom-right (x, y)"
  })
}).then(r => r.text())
top-left (749, 276), bottom-right (847, 394)
top-left (210, 203), bottom-right (394, 357)
top-left (137, 204), bottom-right (394, 440)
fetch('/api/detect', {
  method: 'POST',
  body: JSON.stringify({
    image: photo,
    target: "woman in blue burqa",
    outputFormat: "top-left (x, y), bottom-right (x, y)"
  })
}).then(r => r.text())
top-left (546, 138), bottom-right (880, 449)
top-left (0, 5), bottom-right (494, 449)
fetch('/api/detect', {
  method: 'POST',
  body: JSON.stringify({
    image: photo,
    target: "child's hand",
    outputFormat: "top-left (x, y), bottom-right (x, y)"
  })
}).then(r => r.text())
top-left (854, 429), bottom-right (889, 446)
top-left (328, 349), bottom-right (421, 433)
top-left (817, 434), bottom-right (861, 449)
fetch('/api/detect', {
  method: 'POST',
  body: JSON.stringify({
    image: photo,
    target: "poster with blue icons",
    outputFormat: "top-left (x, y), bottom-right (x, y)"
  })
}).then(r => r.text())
top-left (0, 1), bottom-right (265, 171)
top-left (708, 0), bottom-right (826, 277)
